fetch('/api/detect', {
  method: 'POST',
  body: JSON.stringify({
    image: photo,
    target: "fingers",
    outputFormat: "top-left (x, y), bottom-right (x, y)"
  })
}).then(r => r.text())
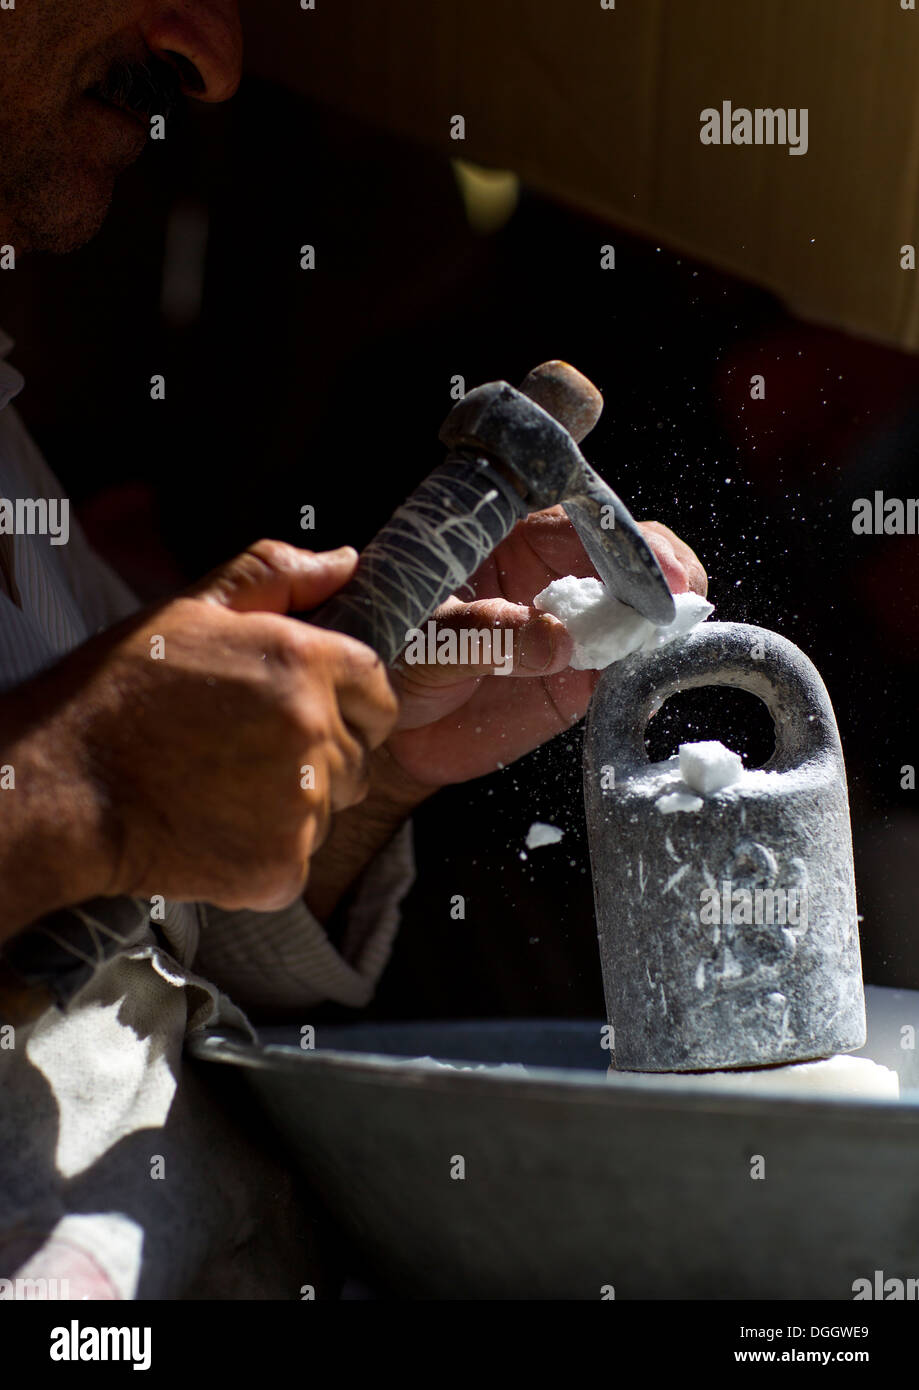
top-left (293, 624), bottom-right (399, 753)
top-left (493, 508), bottom-right (708, 601)
top-left (509, 506), bottom-right (598, 581)
top-left (638, 521), bottom-right (708, 598)
top-left (320, 719), bottom-right (371, 814)
top-left (188, 539), bottom-right (396, 748)
top-left (189, 539), bottom-right (360, 614)
top-left (397, 598), bottom-right (574, 682)
top-left (333, 650), bottom-right (399, 752)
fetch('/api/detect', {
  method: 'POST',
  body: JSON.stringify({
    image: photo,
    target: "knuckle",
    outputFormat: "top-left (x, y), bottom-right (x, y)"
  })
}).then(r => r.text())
top-left (348, 648), bottom-right (400, 714)
top-left (247, 537), bottom-right (298, 572)
top-left (336, 631), bottom-right (383, 677)
top-left (324, 731), bottom-right (359, 777)
top-left (278, 707), bottom-right (324, 757)
top-left (271, 620), bottom-right (310, 667)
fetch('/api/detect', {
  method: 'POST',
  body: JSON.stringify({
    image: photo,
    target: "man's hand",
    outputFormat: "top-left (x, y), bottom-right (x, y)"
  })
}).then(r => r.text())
top-left (385, 508), bottom-right (708, 787)
top-left (304, 510), bottom-right (707, 921)
top-left (0, 542), bottom-right (398, 939)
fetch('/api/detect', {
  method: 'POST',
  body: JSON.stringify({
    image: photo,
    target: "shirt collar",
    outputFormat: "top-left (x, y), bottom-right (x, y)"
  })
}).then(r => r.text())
top-left (0, 327), bottom-right (25, 410)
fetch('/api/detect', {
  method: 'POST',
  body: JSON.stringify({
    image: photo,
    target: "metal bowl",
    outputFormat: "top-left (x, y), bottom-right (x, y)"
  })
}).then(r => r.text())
top-left (189, 986), bottom-right (919, 1299)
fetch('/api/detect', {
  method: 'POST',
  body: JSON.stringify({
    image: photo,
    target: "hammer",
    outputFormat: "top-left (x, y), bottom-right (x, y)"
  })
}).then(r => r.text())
top-left (306, 361), bottom-right (674, 657)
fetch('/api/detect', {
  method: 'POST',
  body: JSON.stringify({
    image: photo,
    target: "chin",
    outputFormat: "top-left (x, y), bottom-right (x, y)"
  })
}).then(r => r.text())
top-left (24, 174), bottom-right (115, 255)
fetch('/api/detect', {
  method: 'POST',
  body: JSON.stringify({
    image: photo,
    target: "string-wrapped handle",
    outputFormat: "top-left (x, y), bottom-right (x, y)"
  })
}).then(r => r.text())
top-left (304, 360), bottom-right (608, 662)
top-left (306, 456), bottom-right (527, 662)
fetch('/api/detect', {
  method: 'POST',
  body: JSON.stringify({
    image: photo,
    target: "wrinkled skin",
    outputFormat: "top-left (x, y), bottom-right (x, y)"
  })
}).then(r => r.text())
top-left (0, 1), bottom-right (241, 253)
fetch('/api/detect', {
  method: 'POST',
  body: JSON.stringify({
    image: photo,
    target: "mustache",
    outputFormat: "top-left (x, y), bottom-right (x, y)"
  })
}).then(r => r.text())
top-left (90, 56), bottom-right (185, 122)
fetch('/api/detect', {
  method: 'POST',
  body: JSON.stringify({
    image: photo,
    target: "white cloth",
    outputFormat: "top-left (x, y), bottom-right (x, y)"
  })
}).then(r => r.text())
top-left (0, 329), bottom-right (414, 1297)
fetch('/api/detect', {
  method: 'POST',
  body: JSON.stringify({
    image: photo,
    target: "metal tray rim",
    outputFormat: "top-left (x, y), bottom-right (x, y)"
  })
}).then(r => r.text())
top-left (188, 1025), bottom-right (919, 1123)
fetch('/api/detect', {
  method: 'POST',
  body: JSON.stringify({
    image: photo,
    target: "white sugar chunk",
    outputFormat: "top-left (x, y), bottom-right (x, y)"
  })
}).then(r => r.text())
top-left (678, 739), bottom-right (744, 794)
top-left (655, 791), bottom-right (704, 814)
top-left (525, 821), bottom-right (564, 849)
top-left (533, 577), bottom-right (713, 671)
top-left (533, 576), bottom-right (647, 667)
top-left (649, 591), bottom-right (716, 647)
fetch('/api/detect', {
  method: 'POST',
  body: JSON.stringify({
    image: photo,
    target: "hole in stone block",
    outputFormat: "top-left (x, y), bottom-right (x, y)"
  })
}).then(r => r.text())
top-left (644, 686), bottom-right (776, 768)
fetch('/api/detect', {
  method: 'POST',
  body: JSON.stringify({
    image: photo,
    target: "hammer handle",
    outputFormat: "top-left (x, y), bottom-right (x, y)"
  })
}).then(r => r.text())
top-left (304, 365), bottom-right (600, 662)
top-left (304, 455), bottom-right (528, 663)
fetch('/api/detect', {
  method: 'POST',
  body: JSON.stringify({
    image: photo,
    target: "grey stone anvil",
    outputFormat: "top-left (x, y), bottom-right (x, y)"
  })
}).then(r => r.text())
top-left (584, 621), bottom-right (866, 1072)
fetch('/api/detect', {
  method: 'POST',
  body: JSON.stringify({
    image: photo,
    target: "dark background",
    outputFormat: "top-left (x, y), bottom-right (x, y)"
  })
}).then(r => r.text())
top-left (3, 79), bottom-right (917, 1016)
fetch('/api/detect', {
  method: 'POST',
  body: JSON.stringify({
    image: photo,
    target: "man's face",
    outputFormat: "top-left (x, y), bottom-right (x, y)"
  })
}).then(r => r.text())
top-left (0, 1), bottom-right (242, 254)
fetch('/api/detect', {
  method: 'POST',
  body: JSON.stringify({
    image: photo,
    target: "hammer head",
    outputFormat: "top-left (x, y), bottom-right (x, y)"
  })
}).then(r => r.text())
top-left (440, 366), bottom-right (675, 625)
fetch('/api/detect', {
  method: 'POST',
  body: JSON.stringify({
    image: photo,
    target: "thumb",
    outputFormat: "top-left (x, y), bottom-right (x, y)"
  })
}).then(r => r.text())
top-left (188, 539), bottom-right (359, 615)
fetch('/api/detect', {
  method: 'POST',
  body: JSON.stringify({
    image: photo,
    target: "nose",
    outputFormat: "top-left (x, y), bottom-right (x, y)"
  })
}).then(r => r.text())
top-left (143, 1), bottom-right (243, 104)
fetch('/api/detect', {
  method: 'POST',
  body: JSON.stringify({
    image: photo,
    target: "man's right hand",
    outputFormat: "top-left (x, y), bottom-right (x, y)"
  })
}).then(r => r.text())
top-left (0, 541), bottom-right (398, 938)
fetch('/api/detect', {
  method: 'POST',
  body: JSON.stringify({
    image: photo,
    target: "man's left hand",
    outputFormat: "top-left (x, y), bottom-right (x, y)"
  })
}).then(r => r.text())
top-left (385, 507), bottom-right (708, 788)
